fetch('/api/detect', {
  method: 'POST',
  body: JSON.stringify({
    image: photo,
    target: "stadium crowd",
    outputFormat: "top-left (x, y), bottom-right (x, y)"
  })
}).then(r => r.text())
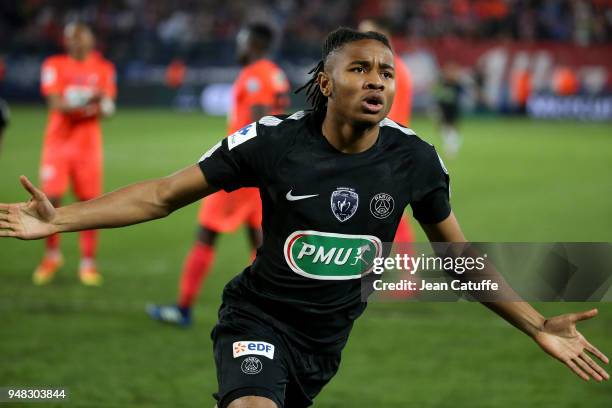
top-left (1, 0), bottom-right (611, 65)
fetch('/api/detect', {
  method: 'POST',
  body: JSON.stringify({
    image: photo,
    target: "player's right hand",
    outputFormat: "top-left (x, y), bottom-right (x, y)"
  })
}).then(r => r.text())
top-left (0, 176), bottom-right (58, 240)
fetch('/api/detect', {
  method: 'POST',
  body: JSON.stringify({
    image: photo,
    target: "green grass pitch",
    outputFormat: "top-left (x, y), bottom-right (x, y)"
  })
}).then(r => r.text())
top-left (0, 107), bottom-right (611, 407)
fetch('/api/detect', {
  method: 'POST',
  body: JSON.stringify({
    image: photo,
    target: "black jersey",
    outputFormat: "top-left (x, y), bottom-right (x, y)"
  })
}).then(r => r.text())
top-left (199, 111), bottom-right (450, 351)
top-left (435, 79), bottom-right (462, 123)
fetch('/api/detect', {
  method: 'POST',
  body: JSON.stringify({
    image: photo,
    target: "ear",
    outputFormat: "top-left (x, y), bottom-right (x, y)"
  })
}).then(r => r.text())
top-left (317, 71), bottom-right (332, 97)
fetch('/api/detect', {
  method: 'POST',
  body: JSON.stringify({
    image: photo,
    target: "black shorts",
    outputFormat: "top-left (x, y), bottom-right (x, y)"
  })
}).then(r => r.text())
top-left (212, 306), bottom-right (341, 408)
top-left (439, 104), bottom-right (459, 125)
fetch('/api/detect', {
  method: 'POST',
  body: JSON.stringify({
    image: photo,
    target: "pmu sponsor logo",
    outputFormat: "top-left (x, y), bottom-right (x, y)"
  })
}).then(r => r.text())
top-left (284, 230), bottom-right (382, 280)
top-left (232, 341), bottom-right (275, 360)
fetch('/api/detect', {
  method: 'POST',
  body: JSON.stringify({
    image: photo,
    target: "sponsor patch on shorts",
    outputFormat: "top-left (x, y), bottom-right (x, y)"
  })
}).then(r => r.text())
top-left (232, 341), bottom-right (275, 360)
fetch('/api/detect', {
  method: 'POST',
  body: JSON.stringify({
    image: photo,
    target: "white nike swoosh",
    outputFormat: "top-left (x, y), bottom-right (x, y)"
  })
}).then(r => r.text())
top-left (286, 190), bottom-right (319, 201)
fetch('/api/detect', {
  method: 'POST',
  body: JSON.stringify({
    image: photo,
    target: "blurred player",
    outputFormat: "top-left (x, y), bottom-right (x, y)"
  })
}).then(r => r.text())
top-left (0, 98), bottom-right (9, 153)
top-left (147, 23), bottom-right (289, 326)
top-left (359, 18), bottom-right (416, 270)
top-left (33, 22), bottom-right (116, 286)
top-left (434, 62), bottom-right (462, 158)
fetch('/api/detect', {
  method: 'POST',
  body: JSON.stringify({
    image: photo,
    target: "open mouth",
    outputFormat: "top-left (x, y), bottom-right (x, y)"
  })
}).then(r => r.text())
top-left (362, 94), bottom-right (384, 113)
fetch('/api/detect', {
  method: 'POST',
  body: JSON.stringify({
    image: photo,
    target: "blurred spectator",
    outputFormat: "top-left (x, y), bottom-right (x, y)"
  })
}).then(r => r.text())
top-left (1, 0), bottom-right (610, 65)
top-left (473, 0), bottom-right (511, 37)
top-left (0, 0), bottom-right (610, 115)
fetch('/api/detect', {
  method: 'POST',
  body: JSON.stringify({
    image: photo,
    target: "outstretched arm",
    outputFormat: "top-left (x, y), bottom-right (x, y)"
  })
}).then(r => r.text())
top-left (0, 165), bottom-right (217, 239)
top-left (420, 212), bottom-right (609, 382)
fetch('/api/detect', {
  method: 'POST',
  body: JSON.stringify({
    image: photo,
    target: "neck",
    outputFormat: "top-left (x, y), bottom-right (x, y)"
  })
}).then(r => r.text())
top-left (70, 51), bottom-right (88, 61)
top-left (244, 53), bottom-right (267, 66)
top-left (321, 110), bottom-right (379, 154)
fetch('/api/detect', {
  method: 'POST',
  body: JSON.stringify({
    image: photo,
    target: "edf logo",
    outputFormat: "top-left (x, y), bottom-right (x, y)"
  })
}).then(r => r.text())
top-left (232, 341), bottom-right (275, 360)
top-left (248, 343), bottom-right (272, 353)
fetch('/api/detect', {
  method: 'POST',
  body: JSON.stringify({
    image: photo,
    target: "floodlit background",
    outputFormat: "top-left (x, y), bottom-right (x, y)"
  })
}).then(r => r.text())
top-left (1, 1), bottom-right (611, 407)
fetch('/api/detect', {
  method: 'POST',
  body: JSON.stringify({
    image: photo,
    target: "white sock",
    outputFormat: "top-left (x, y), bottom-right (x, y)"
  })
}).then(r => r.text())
top-left (80, 258), bottom-right (96, 269)
top-left (45, 249), bottom-right (61, 260)
top-left (442, 126), bottom-right (461, 157)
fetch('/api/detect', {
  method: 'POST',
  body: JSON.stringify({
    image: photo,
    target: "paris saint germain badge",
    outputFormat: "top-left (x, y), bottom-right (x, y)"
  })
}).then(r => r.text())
top-left (369, 193), bottom-right (394, 219)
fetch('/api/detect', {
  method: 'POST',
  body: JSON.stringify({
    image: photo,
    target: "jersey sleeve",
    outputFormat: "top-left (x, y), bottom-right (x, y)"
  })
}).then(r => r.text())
top-left (40, 58), bottom-right (62, 96)
top-left (197, 122), bottom-right (273, 191)
top-left (409, 145), bottom-right (451, 224)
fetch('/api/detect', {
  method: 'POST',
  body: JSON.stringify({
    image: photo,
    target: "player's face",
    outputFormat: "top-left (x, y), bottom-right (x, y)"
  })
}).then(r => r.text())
top-left (321, 40), bottom-right (395, 126)
top-left (64, 25), bottom-right (94, 59)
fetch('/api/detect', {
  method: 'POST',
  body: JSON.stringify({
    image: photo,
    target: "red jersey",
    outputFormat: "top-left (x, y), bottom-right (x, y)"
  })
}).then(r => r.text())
top-left (41, 52), bottom-right (116, 138)
top-left (228, 59), bottom-right (289, 134)
top-left (387, 55), bottom-right (413, 126)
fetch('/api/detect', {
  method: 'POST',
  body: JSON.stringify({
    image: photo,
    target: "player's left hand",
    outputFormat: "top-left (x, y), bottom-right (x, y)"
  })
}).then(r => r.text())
top-left (534, 308), bottom-right (609, 381)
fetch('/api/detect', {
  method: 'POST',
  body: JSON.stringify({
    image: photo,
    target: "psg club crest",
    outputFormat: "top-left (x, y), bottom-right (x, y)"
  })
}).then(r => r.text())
top-left (331, 187), bottom-right (358, 222)
top-left (241, 356), bottom-right (263, 375)
top-left (370, 193), bottom-right (395, 219)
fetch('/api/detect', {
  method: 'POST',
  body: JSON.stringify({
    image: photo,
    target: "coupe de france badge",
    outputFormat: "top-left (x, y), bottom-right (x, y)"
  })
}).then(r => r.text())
top-left (331, 187), bottom-right (358, 222)
top-left (370, 193), bottom-right (395, 219)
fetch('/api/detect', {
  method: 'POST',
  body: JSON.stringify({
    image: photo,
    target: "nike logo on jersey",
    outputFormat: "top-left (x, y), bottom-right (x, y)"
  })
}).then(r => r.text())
top-left (286, 190), bottom-right (319, 201)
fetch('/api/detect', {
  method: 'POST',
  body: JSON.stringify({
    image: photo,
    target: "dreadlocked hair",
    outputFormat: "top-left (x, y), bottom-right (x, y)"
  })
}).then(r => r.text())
top-left (295, 27), bottom-right (392, 114)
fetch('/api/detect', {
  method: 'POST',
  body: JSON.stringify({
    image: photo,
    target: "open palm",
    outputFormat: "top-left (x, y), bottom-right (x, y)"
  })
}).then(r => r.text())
top-left (534, 308), bottom-right (609, 381)
top-left (0, 176), bottom-right (57, 240)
